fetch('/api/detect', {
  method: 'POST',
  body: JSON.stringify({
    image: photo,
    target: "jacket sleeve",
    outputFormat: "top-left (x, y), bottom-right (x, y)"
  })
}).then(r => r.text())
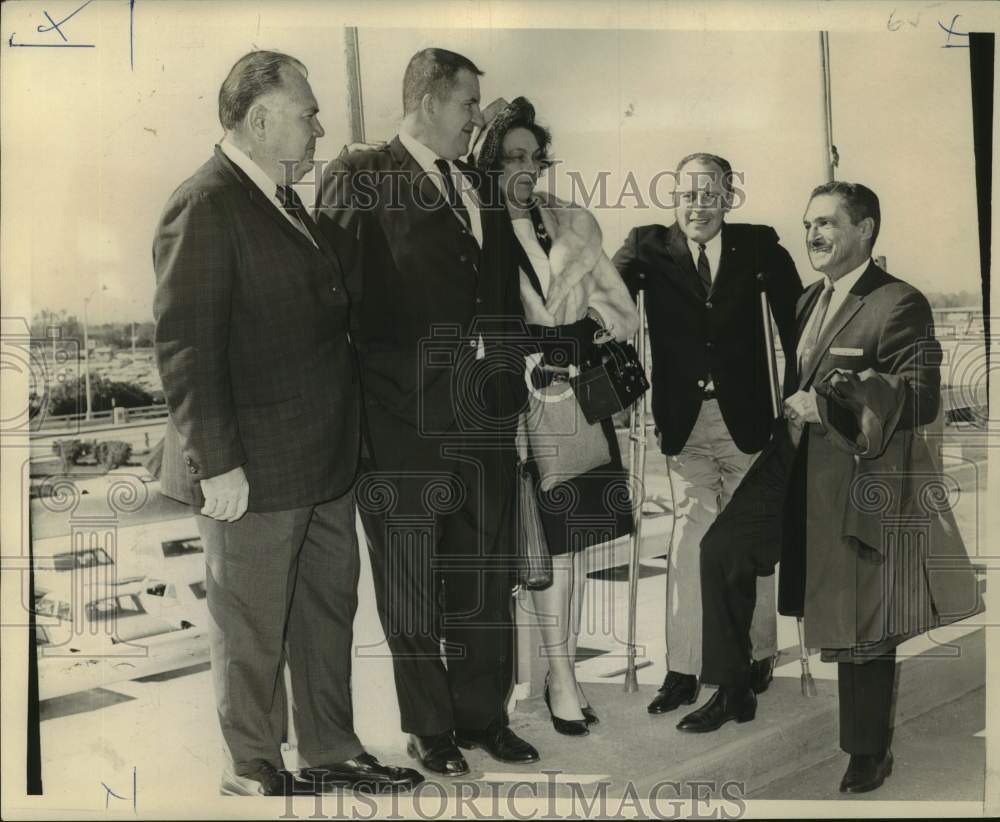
top-left (314, 151), bottom-right (368, 318)
top-left (611, 227), bottom-right (644, 301)
top-left (760, 227), bottom-right (804, 397)
top-left (153, 190), bottom-right (245, 480)
top-left (875, 288), bottom-right (941, 430)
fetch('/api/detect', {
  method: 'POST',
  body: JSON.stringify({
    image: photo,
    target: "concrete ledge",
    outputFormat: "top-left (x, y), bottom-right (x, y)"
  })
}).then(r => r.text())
top-left (505, 629), bottom-right (983, 797)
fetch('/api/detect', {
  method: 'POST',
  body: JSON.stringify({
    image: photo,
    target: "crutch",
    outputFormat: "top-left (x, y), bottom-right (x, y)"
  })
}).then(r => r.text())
top-left (758, 274), bottom-right (817, 698)
top-left (624, 278), bottom-right (649, 693)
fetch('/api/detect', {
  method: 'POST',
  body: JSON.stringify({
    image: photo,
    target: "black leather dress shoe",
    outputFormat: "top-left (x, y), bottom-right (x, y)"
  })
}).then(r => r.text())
top-left (220, 759), bottom-right (315, 796)
top-left (455, 721), bottom-right (540, 764)
top-left (299, 753), bottom-right (424, 794)
top-left (839, 750), bottom-right (893, 793)
top-left (647, 671), bottom-right (699, 715)
top-left (676, 686), bottom-right (756, 733)
top-left (581, 705), bottom-right (599, 725)
top-left (751, 655), bottom-right (777, 694)
top-left (406, 732), bottom-right (469, 777)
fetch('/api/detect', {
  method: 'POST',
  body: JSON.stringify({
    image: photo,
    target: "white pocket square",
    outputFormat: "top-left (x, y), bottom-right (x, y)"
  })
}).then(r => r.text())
top-left (830, 346), bottom-right (864, 356)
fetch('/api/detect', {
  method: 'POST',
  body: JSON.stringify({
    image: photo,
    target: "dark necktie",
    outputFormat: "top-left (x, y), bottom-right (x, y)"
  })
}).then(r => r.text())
top-left (528, 205), bottom-right (552, 256)
top-left (277, 185), bottom-right (321, 247)
top-left (799, 281), bottom-right (835, 378)
top-left (434, 158), bottom-right (471, 230)
top-left (696, 243), bottom-right (712, 295)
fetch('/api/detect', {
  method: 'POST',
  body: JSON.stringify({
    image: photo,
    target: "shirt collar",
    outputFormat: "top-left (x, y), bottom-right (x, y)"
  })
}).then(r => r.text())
top-left (398, 129), bottom-right (444, 175)
top-left (826, 258), bottom-right (870, 293)
top-left (219, 138), bottom-right (279, 200)
top-left (686, 228), bottom-right (723, 260)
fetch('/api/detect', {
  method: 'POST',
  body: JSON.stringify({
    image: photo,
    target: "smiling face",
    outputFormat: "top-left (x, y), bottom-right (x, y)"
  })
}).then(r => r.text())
top-left (261, 65), bottom-right (325, 184)
top-left (499, 127), bottom-right (544, 208)
top-left (424, 68), bottom-right (484, 160)
top-left (803, 193), bottom-right (873, 279)
top-left (675, 158), bottom-right (729, 244)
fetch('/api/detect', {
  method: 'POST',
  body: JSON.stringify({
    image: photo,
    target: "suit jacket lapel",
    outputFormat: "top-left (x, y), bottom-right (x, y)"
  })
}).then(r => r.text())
top-left (390, 136), bottom-right (470, 234)
top-left (213, 146), bottom-right (316, 251)
top-left (797, 262), bottom-right (882, 389)
top-left (665, 223), bottom-right (707, 300)
top-left (708, 223), bottom-right (736, 298)
top-left (213, 147), bottom-right (346, 287)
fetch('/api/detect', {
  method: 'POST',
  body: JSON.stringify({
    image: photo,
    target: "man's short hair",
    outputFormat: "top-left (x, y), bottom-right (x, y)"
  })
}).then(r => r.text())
top-left (676, 152), bottom-right (735, 196)
top-left (219, 50), bottom-right (306, 131)
top-left (402, 48), bottom-right (484, 115)
top-left (810, 181), bottom-right (881, 247)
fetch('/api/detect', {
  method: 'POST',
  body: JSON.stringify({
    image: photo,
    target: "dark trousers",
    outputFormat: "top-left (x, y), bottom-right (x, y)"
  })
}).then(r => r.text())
top-left (700, 423), bottom-right (897, 756)
top-left (357, 441), bottom-right (516, 736)
top-left (838, 651), bottom-right (896, 755)
top-left (700, 423), bottom-right (799, 689)
top-left (197, 490), bottom-right (363, 773)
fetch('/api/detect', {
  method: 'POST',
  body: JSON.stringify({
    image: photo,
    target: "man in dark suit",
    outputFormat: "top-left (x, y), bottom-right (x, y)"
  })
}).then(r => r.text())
top-left (153, 50), bottom-right (421, 796)
top-left (612, 153), bottom-right (802, 715)
top-left (681, 181), bottom-right (983, 794)
top-left (314, 48), bottom-right (538, 776)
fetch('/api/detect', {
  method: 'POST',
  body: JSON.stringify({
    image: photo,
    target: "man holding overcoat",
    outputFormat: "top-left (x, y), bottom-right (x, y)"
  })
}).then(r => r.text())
top-left (681, 181), bottom-right (984, 795)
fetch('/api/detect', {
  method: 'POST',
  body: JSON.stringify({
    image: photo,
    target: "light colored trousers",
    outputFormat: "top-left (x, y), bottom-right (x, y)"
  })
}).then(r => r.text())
top-left (664, 399), bottom-right (777, 676)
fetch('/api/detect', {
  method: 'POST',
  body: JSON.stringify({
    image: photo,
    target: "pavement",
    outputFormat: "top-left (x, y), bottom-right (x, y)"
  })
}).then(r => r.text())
top-left (748, 687), bottom-right (986, 801)
top-left (25, 428), bottom-right (990, 814)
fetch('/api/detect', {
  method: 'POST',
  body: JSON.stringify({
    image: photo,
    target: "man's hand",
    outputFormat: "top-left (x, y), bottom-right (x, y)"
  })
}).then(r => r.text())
top-left (481, 97), bottom-right (510, 128)
top-left (783, 388), bottom-right (821, 426)
top-left (200, 466), bottom-right (250, 522)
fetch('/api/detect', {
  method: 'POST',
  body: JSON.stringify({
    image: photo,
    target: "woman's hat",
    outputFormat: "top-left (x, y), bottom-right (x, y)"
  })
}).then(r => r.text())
top-left (474, 96), bottom-right (536, 173)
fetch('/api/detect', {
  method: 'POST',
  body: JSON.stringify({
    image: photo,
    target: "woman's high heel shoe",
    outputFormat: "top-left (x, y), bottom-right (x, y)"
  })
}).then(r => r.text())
top-left (544, 679), bottom-right (589, 737)
top-left (577, 684), bottom-right (599, 725)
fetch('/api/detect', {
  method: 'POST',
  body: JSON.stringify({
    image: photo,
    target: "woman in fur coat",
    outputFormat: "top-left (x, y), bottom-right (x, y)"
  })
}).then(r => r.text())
top-left (477, 98), bottom-right (640, 737)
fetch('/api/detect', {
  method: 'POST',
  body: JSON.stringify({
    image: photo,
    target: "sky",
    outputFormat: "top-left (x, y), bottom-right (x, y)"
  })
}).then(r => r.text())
top-left (0, 1), bottom-right (989, 327)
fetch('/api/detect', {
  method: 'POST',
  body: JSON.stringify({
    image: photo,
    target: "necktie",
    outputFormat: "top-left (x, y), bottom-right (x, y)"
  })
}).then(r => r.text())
top-left (434, 159), bottom-right (471, 230)
top-left (528, 205), bottom-right (552, 256)
top-left (799, 281), bottom-right (835, 379)
top-left (696, 243), bottom-right (712, 295)
top-left (277, 185), bottom-right (320, 247)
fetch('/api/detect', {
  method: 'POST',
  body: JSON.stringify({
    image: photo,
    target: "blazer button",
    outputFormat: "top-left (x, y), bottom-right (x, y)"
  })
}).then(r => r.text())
top-left (189, 466), bottom-right (197, 474)
top-left (331, 286), bottom-right (338, 293)
top-left (706, 341), bottom-right (713, 349)
top-left (706, 301), bottom-right (713, 309)
top-left (697, 379), bottom-right (706, 388)
top-left (460, 254), bottom-right (468, 263)
top-left (476, 297), bottom-right (483, 304)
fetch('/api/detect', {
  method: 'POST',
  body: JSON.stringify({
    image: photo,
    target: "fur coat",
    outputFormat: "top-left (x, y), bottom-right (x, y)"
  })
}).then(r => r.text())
top-left (518, 191), bottom-right (639, 342)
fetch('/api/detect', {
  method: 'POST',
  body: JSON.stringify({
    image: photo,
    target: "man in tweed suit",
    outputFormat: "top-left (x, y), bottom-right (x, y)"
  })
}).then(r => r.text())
top-left (153, 51), bottom-right (421, 797)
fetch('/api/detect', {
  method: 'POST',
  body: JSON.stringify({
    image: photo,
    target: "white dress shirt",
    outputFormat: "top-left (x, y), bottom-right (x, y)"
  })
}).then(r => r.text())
top-left (796, 258), bottom-right (871, 365)
top-left (398, 130), bottom-right (483, 247)
top-left (687, 231), bottom-right (723, 284)
top-left (218, 139), bottom-right (317, 247)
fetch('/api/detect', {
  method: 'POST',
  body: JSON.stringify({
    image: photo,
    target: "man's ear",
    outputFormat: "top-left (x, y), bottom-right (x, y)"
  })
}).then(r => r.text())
top-left (860, 216), bottom-right (875, 242)
top-left (420, 92), bottom-right (436, 120)
top-left (246, 102), bottom-right (269, 141)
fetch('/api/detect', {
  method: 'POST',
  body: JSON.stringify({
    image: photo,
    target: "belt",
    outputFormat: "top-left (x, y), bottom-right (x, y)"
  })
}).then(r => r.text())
top-left (701, 389), bottom-right (718, 401)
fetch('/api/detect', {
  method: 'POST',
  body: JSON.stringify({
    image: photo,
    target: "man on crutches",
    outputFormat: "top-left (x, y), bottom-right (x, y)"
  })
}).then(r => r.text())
top-left (612, 153), bottom-right (802, 716)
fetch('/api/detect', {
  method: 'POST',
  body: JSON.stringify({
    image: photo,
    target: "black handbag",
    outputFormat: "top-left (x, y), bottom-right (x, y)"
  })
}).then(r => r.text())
top-left (571, 337), bottom-right (650, 424)
top-left (515, 461), bottom-right (553, 590)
